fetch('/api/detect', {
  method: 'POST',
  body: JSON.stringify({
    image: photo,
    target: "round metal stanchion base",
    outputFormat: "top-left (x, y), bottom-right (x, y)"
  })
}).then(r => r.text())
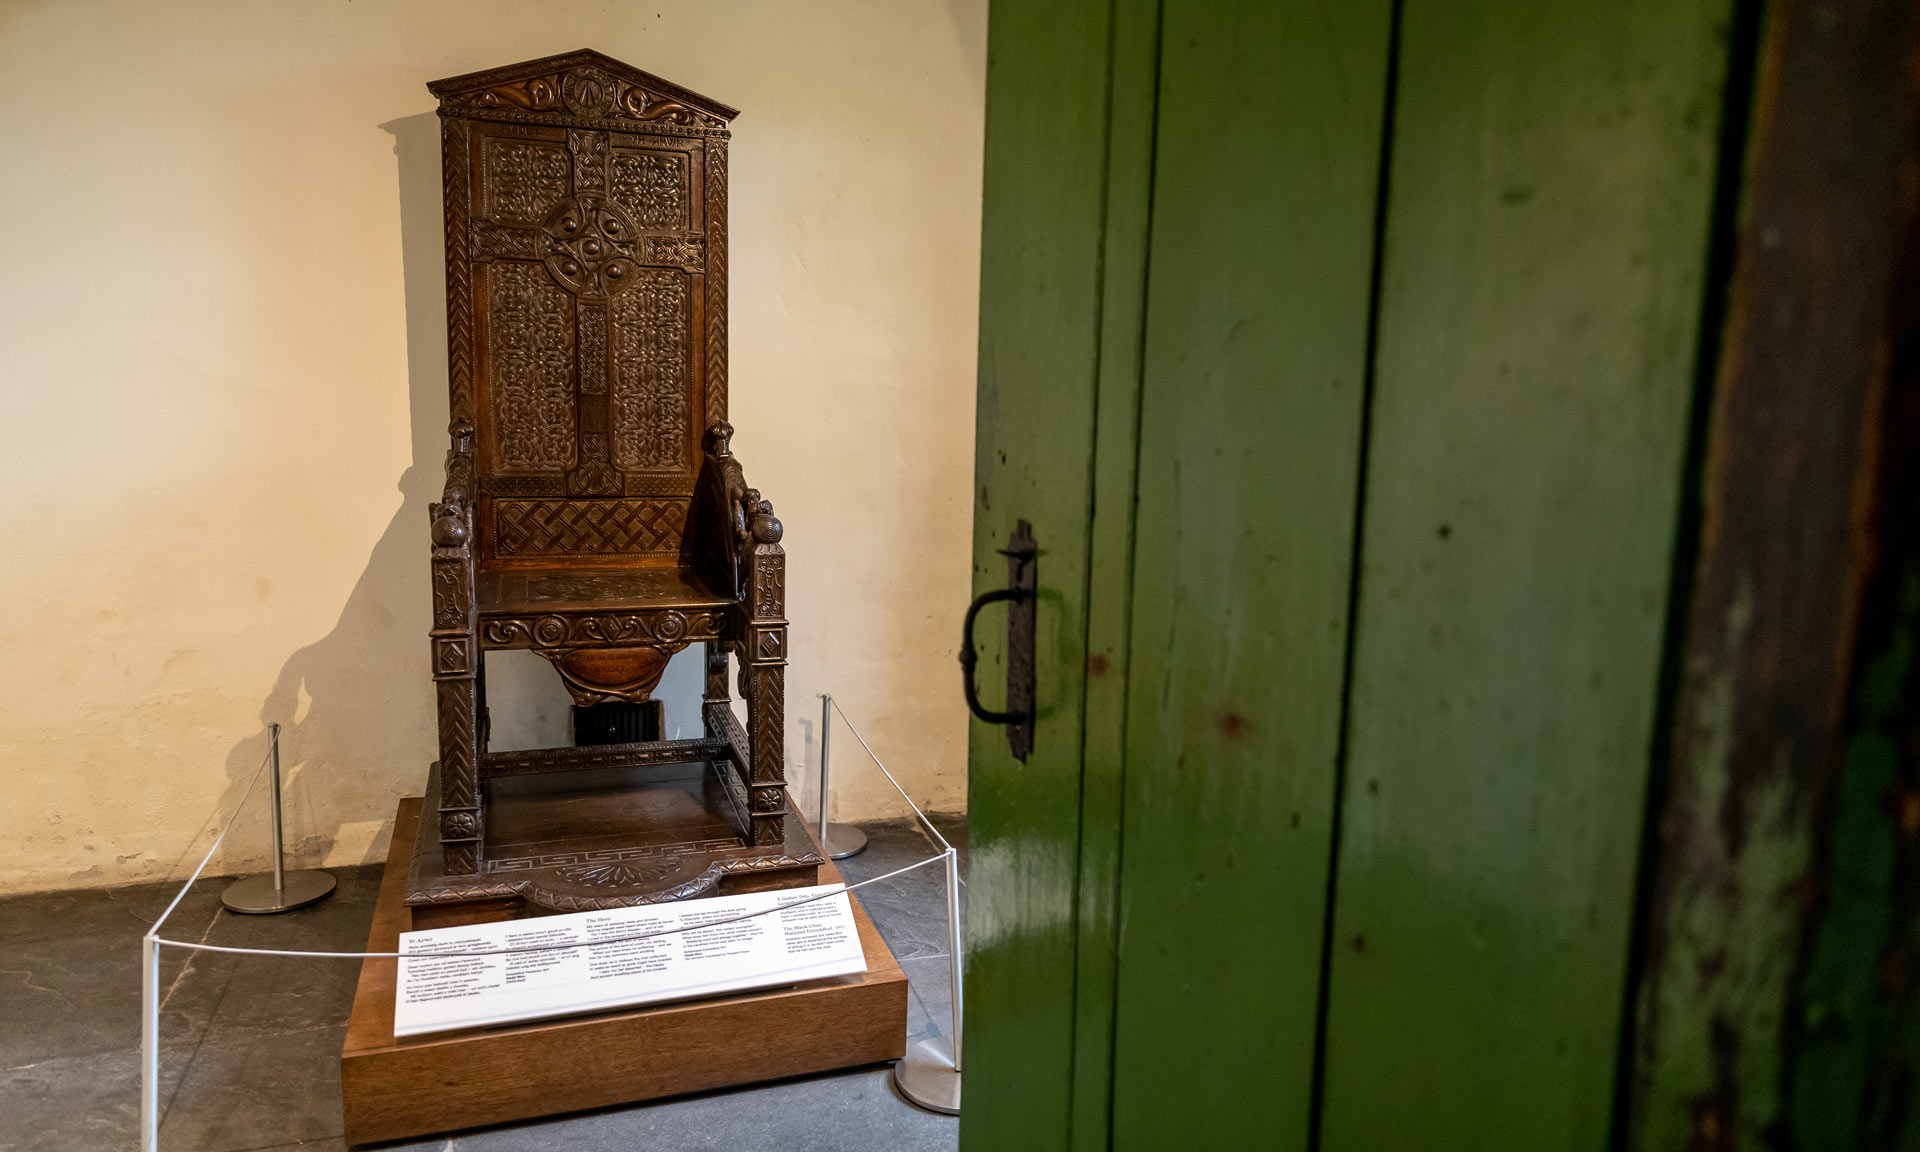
top-left (893, 1036), bottom-right (961, 1115)
top-left (823, 822), bottom-right (868, 860)
top-left (220, 870), bottom-right (336, 914)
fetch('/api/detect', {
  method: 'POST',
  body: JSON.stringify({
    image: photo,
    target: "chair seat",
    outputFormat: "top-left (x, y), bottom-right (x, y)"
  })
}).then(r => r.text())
top-left (478, 565), bottom-right (732, 618)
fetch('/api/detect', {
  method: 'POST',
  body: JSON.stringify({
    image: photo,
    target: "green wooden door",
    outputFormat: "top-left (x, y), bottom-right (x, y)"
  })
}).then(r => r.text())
top-left (1105, 2), bottom-right (1393, 1149)
top-left (964, 0), bottom-right (1740, 1147)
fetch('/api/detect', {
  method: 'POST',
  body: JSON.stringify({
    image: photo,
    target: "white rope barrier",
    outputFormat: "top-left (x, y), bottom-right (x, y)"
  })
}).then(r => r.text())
top-left (148, 744), bottom-right (272, 937)
top-left (826, 696), bottom-right (956, 855)
top-left (149, 853), bottom-right (947, 961)
top-left (141, 704), bottom-right (963, 1149)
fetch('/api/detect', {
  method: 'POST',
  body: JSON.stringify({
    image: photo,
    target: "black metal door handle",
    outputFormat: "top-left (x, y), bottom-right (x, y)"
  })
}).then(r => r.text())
top-left (960, 588), bottom-right (1022, 723)
top-left (960, 520), bottom-right (1036, 760)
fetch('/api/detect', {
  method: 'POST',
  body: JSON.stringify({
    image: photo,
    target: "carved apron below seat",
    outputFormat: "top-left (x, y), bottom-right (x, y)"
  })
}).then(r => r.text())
top-left (407, 49), bottom-right (816, 924)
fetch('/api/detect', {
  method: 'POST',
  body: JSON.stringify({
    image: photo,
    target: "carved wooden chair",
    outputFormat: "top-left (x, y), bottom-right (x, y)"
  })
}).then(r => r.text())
top-left (406, 51), bottom-right (818, 924)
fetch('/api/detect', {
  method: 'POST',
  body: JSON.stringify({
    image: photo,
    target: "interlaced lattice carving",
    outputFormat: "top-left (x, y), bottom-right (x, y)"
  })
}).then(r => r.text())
top-left (611, 270), bottom-right (690, 471)
top-left (488, 262), bottom-right (576, 470)
top-left (569, 129), bottom-right (608, 193)
top-left (482, 139), bottom-right (568, 223)
top-left (610, 149), bottom-right (689, 230)
top-left (494, 498), bottom-right (688, 555)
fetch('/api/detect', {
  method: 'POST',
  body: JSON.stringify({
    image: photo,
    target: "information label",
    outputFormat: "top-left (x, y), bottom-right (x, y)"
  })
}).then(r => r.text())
top-left (393, 883), bottom-right (867, 1037)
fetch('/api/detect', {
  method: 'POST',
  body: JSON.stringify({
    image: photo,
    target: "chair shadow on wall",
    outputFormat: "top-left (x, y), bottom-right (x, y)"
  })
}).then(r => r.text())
top-left (204, 111), bottom-right (464, 878)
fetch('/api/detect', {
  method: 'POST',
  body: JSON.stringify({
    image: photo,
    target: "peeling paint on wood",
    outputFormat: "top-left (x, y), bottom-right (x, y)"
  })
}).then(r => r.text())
top-left (1624, 0), bottom-right (1920, 1146)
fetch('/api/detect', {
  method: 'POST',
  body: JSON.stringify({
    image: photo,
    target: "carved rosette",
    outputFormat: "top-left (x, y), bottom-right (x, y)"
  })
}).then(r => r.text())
top-left (441, 809), bottom-right (479, 840)
top-left (542, 195), bottom-right (642, 298)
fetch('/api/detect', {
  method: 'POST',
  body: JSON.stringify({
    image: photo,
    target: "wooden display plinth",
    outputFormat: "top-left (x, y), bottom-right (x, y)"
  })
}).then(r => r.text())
top-left (340, 799), bottom-right (908, 1146)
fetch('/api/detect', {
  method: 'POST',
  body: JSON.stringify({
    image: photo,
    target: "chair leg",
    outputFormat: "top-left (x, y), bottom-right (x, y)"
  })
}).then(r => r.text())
top-left (705, 640), bottom-right (731, 710)
top-left (744, 539), bottom-right (789, 847)
top-left (436, 676), bottom-right (482, 875)
top-left (744, 659), bottom-right (786, 846)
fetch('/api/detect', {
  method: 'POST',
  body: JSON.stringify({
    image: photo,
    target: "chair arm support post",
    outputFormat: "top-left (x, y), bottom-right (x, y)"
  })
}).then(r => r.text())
top-left (739, 482), bottom-right (789, 846)
top-left (428, 418), bottom-right (482, 873)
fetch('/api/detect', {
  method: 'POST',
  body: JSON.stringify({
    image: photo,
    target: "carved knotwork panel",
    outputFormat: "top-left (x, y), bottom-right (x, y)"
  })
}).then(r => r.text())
top-left (487, 262), bottom-right (576, 471)
top-left (483, 475), bottom-right (566, 497)
top-left (609, 148), bottom-right (689, 231)
top-left (578, 304), bottom-right (608, 394)
top-left (567, 433), bottom-right (623, 497)
top-left (569, 129), bottom-right (608, 193)
top-left (640, 235), bottom-right (704, 272)
top-left (610, 270), bottom-right (690, 472)
top-left (469, 219), bottom-right (541, 260)
top-left (482, 139), bottom-right (568, 224)
top-left (494, 497), bottom-right (688, 555)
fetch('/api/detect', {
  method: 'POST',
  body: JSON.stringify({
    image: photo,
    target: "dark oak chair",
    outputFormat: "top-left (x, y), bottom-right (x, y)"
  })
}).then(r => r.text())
top-left (405, 50), bottom-right (819, 924)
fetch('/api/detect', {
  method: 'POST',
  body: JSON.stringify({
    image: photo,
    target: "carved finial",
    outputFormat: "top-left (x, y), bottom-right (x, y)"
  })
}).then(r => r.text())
top-left (708, 422), bottom-right (734, 458)
top-left (431, 504), bottom-right (470, 548)
top-left (449, 417), bottom-right (475, 455)
top-left (749, 495), bottom-right (783, 545)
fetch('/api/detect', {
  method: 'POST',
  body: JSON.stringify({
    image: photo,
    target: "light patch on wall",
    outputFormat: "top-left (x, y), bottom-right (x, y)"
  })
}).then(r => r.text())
top-left (324, 819), bottom-right (392, 868)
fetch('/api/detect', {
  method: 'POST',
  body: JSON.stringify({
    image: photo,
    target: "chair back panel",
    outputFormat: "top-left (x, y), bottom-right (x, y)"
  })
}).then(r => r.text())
top-left (432, 52), bottom-right (735, 570)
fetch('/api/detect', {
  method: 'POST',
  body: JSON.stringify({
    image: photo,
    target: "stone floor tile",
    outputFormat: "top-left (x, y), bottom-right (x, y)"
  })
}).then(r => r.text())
top-left (0, 819), bottom-right (964, 1151)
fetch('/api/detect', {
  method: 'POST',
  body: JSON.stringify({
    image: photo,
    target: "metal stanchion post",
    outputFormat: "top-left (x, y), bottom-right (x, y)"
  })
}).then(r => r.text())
top-left (893, 844), bottom-right (963, 1114)
top-left (141, 934), bottom-right (159, 1151)
top-left (817, 694), bottom-right (866, 860)
top-left (221, 724), bottom-right (336, 913)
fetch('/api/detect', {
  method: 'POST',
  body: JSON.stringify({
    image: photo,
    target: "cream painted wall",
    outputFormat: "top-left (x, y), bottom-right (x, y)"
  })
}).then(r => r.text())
top-left (0, 0), bottom-right (984, 893)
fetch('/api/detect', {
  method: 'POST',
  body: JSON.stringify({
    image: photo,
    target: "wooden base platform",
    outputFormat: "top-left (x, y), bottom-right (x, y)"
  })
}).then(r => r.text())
top-left (340, 799), bottom-right (908, 1146)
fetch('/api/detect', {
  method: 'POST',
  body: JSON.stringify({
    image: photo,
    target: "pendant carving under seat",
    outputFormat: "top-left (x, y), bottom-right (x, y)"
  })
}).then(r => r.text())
top-left (406, 50), bottom-right (817, 926)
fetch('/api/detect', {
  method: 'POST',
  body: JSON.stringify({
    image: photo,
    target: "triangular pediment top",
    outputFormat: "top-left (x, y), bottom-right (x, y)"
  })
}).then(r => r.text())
top-left (430, 49), bottom-right (738, 128)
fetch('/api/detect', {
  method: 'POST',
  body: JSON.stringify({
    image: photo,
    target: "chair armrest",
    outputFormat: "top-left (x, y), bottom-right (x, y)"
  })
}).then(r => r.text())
top-left (687, 421), bottom-right (771, 600)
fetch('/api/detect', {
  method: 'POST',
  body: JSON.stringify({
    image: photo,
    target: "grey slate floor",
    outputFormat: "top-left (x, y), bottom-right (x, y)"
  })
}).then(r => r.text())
top-left (0, 816), bottom-right (965, 1151)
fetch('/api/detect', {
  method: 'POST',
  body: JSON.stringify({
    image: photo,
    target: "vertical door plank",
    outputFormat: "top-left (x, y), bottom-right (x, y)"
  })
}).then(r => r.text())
top-left (961, 1), bottom-right (1122, 1147)
top-left (1317, 2), bottom-right (1733, 1149)
top-left (1070, 0), bottom-right (1162, 1148)
top-left (1107, 3), bottom-right (1394, 1148)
